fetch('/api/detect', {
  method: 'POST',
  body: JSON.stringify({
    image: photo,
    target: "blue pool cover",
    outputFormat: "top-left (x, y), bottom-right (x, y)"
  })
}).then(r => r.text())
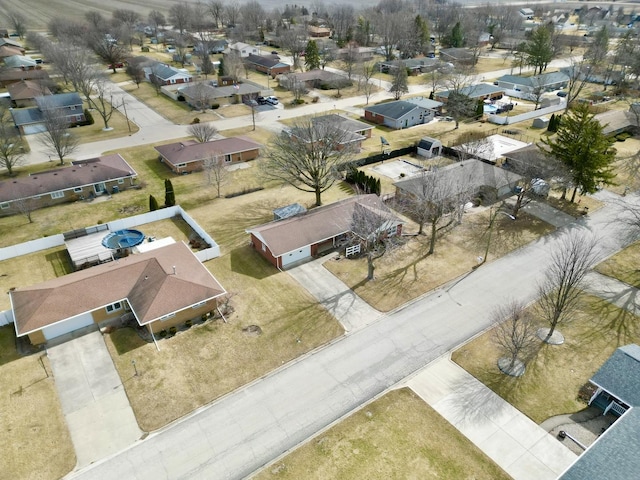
top-left (102, 229), bottom-right (146, 249)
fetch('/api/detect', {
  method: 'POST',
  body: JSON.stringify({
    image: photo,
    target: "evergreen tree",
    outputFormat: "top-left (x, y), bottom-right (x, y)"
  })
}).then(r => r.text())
top-left (448, 22), bottom-right (464, 48)
top-left (164, 178), bottom-right (176, 206)
top-left (305, 40), bottom-right (320, 71)
top-left (547, 114), bottom-right (556, 132)
top-left (218, 58), bottom-right (224, 77)
top-left (149, 194), bottom-right (159, 211)
top-left (525, 26), bottom-right (554, 75)
top-left (542, 104), bottom-right (616, 202)
top-left (476, 100), bottom-right (484, 118)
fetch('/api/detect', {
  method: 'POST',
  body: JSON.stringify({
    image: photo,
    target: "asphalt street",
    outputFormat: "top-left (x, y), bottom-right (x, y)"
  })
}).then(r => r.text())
top-left (67, 191), bottom-right (638, 480)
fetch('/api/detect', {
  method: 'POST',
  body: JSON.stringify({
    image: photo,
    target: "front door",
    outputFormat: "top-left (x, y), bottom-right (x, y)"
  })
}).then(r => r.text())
top-left (94, 183), bottom-right (106, 194)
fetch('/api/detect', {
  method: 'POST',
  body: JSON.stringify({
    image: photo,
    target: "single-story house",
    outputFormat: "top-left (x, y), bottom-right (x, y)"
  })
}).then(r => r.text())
top-left (364, 97), bottom-right (443, 129)
top-left (0, 154), bottom-right (137, 215)
top-left (435, 84), bottom-right (505, 103)
top-left (144, 63), bottom-right (193, 86)
top-left (0, 68), bottom-right (49, 87)
top-left (336, 46), bottom-right (375, 62)
top-left (280, 69), bottom-right (351, 90)
top-left (308, 25), bottom-right (332, 37)
top-left (439, 47), bottom-right (477, 66)
top-left (0, 37), bottom-right (24, 49)
top-left (558, 344), bottom-right (640, 480)
top-left (247, 195), bottom-right (403, 269)
top-left (11, 92), bottom-right (85, 135)
top-left (496, 72), bottom-right (570, 100)
top-left (176, 81), bottom-right (266, 107)
top-left (0, 44), bottom-right (24, 58)
top-left (244, 54), bottom-right (291, 77)
top-left (379, 57), bottom-right (440, 75)
top-left (155, 136), bottom-right (262, 173)
top-left (4, 54), bottom-right (38, 69)
top-left (452, 134), bottom-right (531, 164)
top-left (10, 241), bottom-right (226, 344)
top-left (0, 28), bottom-right (9, 38)
top-left (7, 79), bottom-right (51, 107)
top-left (311, 114), bottom-right (374, 151)
top-left (519, 8), bottom-right (534, 19)
top-left (394, 158), bottom-right (522, 205)
top-left (226, 41), bottom-right (261, 58)
top-left (594, 105), bottom-right (640, 136)
top-left (559, 65), bottom-right (623, 86)
top-left (194, 39), bottom-right (228, 54)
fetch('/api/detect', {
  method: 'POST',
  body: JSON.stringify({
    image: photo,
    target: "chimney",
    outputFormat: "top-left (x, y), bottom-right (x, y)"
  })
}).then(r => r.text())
top-left (173, 266), bottom-right (177, 275)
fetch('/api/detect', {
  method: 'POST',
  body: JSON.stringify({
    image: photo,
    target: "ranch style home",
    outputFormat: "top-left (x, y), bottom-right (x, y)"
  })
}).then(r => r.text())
top-left (246, 195), bottom-right (403, 269)
top-left (155, 137), bottom-right (262, 173)
top-left (10, 242), bottom-right (226, 345)
top-left (0, 154), bottom-right (137, 216)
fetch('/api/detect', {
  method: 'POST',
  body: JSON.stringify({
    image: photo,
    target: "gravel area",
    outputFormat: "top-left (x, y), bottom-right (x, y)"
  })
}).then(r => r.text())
top-left (549, 413), bottom-right (618, 455)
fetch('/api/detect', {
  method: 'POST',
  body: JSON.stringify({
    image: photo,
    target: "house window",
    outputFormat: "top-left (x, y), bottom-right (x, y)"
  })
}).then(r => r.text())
top-left (225, 155), bottom-right (232, 162)
top-left (170, 79), bottom-right (176, 84)
top-left (387, 225), bottom-right (398, 236)
top-left (105, 301), bottom-right (122, 313)
top-left (0, 203), bottom-right (9, 209)
top-left (75, 115), bottom-right (83, 122)
top-left (191, 301), bottom-right (207, 309)
top-left (160, 313), bottom-right (176, 321)
top-left (177, 163), bottom-right (186, 168)
top-left (51, 191), bottom-right (64, 199)
top-left (74, 187), bottom-right (83, 193)
top-left (70, 105), bottom-right (76, 110)
top-left (117, 179), bottom-right (124, 184)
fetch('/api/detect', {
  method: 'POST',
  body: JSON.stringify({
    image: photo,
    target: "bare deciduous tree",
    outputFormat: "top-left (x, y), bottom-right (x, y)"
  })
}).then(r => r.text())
top-left (0, 108), bottom-right (25, 175)
top-left (5, 10), bottom-right (27, 39)
top-left (396, 162), bottom-right (474, 254)
top-left (39, 100), bottom-right (79, 165)
top-left (223, 51), bottom-right (244, 82)
top-left (203, 153), bottom-right (230, 197)
top-left (492, 300), bottom-right (537, 376)
top-left (188, 123), bottom-right (218, 143)
top-left (13, 197), bottom-right (39, 223)
top-left (188, 82), bottom-right (215, 112)
top-left (358, 62), bottom-right (376, 105)
top-left (349, 195), bottom-right (400, 280)
top-left (169, 2), bottom-right (193, 35)
top-left (536, 232), bottom-right (599, 343)
top-left (261, 118), bottom-right (356, 206)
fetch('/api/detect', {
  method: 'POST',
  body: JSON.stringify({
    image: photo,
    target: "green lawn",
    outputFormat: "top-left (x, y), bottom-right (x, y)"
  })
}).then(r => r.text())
top-left (452, 295), bottom-right (640, 424)
top-left (0, 326), bottom-right (75, 480)
top-left (254, 388), bottom-right (510, 480)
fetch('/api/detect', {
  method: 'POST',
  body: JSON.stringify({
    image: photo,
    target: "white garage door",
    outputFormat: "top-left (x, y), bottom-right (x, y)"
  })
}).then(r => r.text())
top-left (282, 245), bottom-right (311, 268)
top-left (22, 124), bottom-right (47, 135)
top-left (43, 312), bottom-right (95, 340)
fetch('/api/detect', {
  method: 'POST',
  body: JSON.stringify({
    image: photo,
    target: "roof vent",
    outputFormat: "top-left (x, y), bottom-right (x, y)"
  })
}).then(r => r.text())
top-left (173, 266), bottom-right (177, 275)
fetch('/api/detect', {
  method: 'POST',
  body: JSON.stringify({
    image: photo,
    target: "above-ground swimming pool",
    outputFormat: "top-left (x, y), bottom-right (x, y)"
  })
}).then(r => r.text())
top-left (102, 229), bottom-right (146, 249)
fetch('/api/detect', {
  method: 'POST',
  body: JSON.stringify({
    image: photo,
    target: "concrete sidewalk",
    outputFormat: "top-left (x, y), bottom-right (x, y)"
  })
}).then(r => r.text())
top-left (407, 356), bottom-right (577, 480)
top-left (287, 253), bottom-right (381, 333)
top-left (47, 329), bottom-right (142, 469)
top-left (520, 199), bottom-right (576, 228)
top-left (584, 271), bottom-right (640, 316)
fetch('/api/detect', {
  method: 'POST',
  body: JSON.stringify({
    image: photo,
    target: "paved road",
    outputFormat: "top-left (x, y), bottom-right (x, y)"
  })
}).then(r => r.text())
top-left (67, 192), bottom-right (638, 480)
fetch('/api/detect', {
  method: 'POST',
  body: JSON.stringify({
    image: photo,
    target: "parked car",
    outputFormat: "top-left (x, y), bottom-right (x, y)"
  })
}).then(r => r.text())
top-left (271, 50), bottom-right (279, 55)
top-left (246, 99), bottom-right (258, 107)
top-left (266, 96), bottom-right (279, 105)
top-left (256, 96), bottom-right (268, 105)
top-left (556, 91), bottom-right (567, 97)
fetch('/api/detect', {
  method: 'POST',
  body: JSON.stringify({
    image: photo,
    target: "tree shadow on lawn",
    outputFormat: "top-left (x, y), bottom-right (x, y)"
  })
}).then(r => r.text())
top-left (582, 295), bottom-right (640, 347)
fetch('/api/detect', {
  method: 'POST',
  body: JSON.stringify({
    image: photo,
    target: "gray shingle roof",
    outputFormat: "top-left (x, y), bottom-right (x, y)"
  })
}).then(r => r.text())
top-left (10, 107), bottom-right (44, 125)
top-left (591, 344), bottom-right (640, 406)
top-left (436, 83), bottom-right (504, 99)
top-left (365, 101), bottom-right (421, 120)
top-left (0, 154), bottom-right (137, 203)
top-left (35, 92), bottom-right (82, 110)
top-left (312, 114), bottom-right (373, 134)
top-left (497, 72), bottom-right (570, 87)
top-left (245, 54), bottom-right (289, 69)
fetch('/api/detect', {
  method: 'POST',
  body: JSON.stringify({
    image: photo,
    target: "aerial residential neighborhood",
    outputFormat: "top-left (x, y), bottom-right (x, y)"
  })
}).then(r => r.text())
top-left (0, 1), bottom-right (639, 479)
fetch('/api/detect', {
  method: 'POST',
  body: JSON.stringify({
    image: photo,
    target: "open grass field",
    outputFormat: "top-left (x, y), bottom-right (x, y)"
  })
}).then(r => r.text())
top-left (325, 208), bottom-right (554, 312)
top-left (0, 326), bottom-right (75, 480)
top-left (596, 240), bottom-right (640, 289)
top-left (255, 388), bottom-right (510, 480)
top-left (452, 295), bottom-right (640, 424)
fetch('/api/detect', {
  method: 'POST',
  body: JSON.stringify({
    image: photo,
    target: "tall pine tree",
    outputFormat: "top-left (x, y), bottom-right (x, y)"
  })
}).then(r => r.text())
top-left (164, 179), bottom-right (176, 207)
top-left (542, 104), bottom-right (615, 202)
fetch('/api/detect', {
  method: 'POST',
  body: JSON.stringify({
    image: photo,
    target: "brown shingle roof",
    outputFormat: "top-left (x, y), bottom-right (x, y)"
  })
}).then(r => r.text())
top-left (247, 195), bottom-right (401, 257)
top-left (7, 79), bottom-right (51, 100)
top-left (0, 44), bottom-right (24, 58)
top-left (11, 242), bottom-right (226, 335)
top-left (0, 68), bottom-right (49, 84)
top-left (155, 137), bottom-right (262, 165)
top-left (0, 154), bottom-right (137, 203)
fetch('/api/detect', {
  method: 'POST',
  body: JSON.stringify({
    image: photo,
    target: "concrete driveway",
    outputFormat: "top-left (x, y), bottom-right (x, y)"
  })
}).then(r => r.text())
top-left (408, 356), bottom-right (577, 480)
top-left (287, 254), bottom-right (381, 333)
top-left (47, 329), bottom-right (141, 469)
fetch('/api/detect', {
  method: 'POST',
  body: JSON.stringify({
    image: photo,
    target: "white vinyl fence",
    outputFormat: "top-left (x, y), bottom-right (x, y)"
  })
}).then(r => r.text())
top-left (0, 309), bottom-right (14, 326)
top-left (487, 103), bottom-right (566, 126)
